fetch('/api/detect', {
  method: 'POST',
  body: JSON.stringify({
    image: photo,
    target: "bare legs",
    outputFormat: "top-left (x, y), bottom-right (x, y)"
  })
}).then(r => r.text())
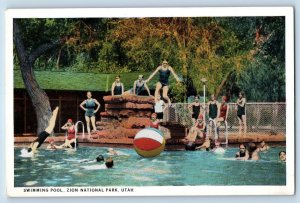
top-left (154, 82), bottom-right (171, 105)
top-left (208, 118), bottom-right (217, 140)
top-left (45, 107), bottom-right (59, 134)
top-left (85, 115), bottom-right (97, 138)
top-left (216, 117), bottom-right (228, 144)
top-left (238, 115), bottom-right (247, 136)
top-left (90, 116), bottom-right (97, 131)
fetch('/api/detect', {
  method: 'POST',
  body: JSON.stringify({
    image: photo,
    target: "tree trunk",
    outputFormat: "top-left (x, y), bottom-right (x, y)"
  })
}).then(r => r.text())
top-left (21, 62), bottom-right (52, 134)
top-left (13, 20), bottom-right (64, 134)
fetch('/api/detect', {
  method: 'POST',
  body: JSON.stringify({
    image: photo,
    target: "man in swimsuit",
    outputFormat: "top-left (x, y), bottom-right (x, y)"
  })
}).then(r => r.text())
top-left (133, 75), bottom-right (151, 96)
top-left (145, 60), bottom-right (181, 105)
top-left (27, 106), bottom-right (59, 154)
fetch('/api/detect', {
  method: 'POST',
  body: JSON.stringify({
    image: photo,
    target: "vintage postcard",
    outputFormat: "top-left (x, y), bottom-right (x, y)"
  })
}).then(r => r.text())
top-left (5, 7), bottom-right (294, 196)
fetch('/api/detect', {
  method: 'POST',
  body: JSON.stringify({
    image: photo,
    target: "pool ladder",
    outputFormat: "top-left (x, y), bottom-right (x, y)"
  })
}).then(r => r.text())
top-left (74, 121), bottom-right (85, 150)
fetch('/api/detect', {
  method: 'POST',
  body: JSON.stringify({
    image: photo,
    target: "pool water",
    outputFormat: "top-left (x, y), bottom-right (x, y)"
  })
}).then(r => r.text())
top-left (14, 146), bottom-right (286, 187)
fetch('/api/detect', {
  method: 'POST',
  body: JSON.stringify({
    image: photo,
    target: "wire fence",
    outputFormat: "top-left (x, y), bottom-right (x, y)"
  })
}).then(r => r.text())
top-left (163, 103), bottom-right (286, 135)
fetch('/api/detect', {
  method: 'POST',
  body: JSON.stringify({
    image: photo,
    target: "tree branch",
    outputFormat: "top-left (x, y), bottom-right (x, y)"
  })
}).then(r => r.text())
top-left (29, 37), bottom-right (66, 65)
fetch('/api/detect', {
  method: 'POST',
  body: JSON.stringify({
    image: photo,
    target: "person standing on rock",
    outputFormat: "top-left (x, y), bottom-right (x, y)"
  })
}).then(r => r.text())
top-left (80, 91), bottom-right (100, 137)
top-left (145, 60), bottom-right (181, 106)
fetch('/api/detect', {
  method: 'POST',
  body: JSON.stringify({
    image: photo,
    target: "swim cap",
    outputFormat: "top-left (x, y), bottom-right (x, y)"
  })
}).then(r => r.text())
top-left (96, 155), bottom-right (104, 162)
top-left (67, 118), bottom-right (73, 123)
top-left (222, 96), bottom-right (228, 102)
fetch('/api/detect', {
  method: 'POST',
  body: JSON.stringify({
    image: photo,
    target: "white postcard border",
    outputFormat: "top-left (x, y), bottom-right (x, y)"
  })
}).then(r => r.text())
top-left (5, 7), bottom-right (294, 197)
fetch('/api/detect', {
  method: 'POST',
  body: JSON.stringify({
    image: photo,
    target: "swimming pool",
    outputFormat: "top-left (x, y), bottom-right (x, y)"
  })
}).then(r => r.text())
top-left (14, 146), bottom-right (286, 187)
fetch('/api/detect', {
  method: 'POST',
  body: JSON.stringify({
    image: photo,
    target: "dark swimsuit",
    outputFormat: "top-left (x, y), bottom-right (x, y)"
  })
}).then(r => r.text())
top-left (36, 131), bottom-right (50, 148)
top-left (192, 104), bottom-right (201, 119)
top-left (237, 100), bottom-right (245, 119)
top-left (209, 102), bottom-right (218, 119)
top-left (114, 83), bottom-right (123, 95)
top-left (236, 151), bottom-right (246, 158)
top-left (85, 99), bottom-right (95, 117)
top-left (159, 68), bottom-right (171, 87)
top-left (135, 80), bottom-right (145, 95)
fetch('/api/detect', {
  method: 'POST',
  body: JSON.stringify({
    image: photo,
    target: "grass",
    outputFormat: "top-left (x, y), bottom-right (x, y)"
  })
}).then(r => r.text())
top-left (14, 70), bottom-right (160, 91)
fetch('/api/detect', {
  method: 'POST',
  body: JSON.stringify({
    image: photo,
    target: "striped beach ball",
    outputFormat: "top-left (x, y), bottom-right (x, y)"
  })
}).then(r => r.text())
top-left (133, 128), bottom-right (165, 158)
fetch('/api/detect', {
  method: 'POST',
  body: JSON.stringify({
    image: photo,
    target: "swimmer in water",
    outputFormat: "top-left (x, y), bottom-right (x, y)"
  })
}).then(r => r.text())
top-left (107, 148), bottom-right (119, 155)
top-left (27, 107), bottom-right (59, 154)
top-left (258, 140), bottom-right (270, 152)
top-left (278, 151), bottom-right (286, 162)
top-left (46, 137), bottom-right (57, 150)
top-left (105, 157), bottom-right (114, 168)
top-left (235, 143), bottom-right (249, 160)
top-left (212, 140), bottom-right (225, 154)
top-left (248, 142), bottom-right (260, 160)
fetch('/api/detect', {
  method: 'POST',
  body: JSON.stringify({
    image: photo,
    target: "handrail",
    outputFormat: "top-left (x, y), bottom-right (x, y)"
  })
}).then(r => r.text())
top-left (75, 121), bottom-right (85, 150)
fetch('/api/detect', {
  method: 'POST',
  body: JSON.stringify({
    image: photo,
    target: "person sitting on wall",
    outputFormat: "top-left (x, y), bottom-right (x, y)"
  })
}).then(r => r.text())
top-left (56, 118), bottom-right (77, 149)
top-left (111, 75), bottom-right (124, 96)
top-left (183, 114), bottom-right (206, 151)
top-left (196, 136), bottom-right (211, 151)
top-left (27, 106), bottom-right (59, 154)
top-left (133, 75), bottom-right (151, 96)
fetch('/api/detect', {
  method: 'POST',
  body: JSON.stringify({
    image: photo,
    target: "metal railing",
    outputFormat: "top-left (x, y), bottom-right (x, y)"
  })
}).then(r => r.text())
top-left (163, 103), bottom-right (286, 135)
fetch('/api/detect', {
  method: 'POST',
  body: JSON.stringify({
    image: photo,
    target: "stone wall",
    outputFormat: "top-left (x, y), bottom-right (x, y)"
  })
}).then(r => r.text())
top-left (91, 95), bottom-right (154, 140)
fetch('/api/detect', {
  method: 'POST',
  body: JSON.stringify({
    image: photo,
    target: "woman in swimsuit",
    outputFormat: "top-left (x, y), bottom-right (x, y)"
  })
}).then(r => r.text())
top-left (188, 96), bottom-right (202, 125)
top-left (207, 94), bottom-right (219, 139)
top-left (236, 91), bottom-right (246, 136)
top-left (80, 91), bottom-right (100, 137)
top-left (27, 106), bottom-right (59, 154)
top-left (111, 75), bottom-right (124, 96)
top-left (216, 96), bottom-right (229, 143)
top-left (145, 60), bottom-right (181, 105)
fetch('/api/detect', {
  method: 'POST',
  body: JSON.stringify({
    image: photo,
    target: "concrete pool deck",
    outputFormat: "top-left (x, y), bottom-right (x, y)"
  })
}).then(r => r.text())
top-left (14, 132), bottom-right (285, 147)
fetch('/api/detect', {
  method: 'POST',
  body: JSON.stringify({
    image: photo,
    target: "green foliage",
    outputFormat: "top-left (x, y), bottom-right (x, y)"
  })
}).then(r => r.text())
top-left (170, 82), bottom-right (187, 103)
top-left (14, 17), bottom-right (286, 101)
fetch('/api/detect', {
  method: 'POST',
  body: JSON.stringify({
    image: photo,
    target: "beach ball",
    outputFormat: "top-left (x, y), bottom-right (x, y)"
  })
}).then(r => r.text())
top-left (133, 128), bottom-right (165, 158)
